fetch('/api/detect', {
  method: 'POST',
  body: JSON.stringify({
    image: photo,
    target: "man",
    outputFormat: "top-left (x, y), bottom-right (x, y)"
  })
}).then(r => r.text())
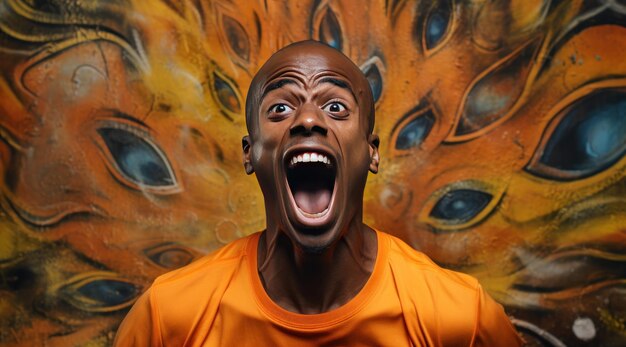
top-left (114, 40), bottom-right (523, 346)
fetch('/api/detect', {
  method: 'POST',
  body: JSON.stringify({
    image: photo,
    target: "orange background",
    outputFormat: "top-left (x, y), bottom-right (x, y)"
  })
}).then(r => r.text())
top-left (1, 0), bottom-right (624, 346)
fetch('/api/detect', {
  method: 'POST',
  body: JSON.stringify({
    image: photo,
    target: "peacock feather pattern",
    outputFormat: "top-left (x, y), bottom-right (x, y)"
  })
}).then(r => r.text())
top-left (0, 0), bottom-right (624, 345)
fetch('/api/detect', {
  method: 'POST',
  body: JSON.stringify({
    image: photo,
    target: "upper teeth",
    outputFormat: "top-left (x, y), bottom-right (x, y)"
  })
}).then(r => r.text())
top-left (290, 152), bottom-right (331, 166)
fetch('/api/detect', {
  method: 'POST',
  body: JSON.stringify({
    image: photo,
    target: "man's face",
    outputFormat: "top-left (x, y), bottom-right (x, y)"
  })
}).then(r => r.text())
top-left (244, 42), bottom-right (378, 252)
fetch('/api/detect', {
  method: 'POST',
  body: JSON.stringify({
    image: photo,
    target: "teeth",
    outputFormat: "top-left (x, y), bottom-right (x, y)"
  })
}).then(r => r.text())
top-left (288, 151), bottom-right (331, 167)
top-left (298, 206), bottom-right (330, 218)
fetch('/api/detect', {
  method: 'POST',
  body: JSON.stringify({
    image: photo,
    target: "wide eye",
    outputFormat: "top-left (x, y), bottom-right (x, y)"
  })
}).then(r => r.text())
top-left (98, 127), bottom-right (177, 188)
top-left (268, 103), bottom-right (293, 116)
top-left (322, 102), bottom-right (347, 115)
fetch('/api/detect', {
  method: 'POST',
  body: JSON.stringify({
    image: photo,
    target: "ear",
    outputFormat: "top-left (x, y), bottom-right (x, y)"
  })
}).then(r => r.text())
top-left (368, 134), bottom-right (380, 174)
top-left (242, 135), bottom-right (254, 175)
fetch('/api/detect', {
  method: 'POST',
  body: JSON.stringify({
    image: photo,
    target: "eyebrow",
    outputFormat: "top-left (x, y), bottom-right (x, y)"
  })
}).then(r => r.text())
top-left (261, 79), bottom-right (298, 99)
top-left (319, 77), bottom-right (356, 100)
top-left (259, 77), bottom-right (356, 101)
top-left (319, 77), bottom-right (350, 90)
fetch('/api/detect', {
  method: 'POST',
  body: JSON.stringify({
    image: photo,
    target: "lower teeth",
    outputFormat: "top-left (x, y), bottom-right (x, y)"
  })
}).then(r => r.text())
top-left (298, 206), bottom-right (329, 218)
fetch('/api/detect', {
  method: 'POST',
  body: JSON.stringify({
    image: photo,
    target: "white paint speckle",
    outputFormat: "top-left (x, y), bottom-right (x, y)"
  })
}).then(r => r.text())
top-left (572, 317), bottom-right (596, 341)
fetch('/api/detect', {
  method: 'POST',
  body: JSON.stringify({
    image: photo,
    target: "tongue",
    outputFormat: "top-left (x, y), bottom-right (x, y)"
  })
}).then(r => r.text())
top-left (293, 183), bottom-right (332, 214)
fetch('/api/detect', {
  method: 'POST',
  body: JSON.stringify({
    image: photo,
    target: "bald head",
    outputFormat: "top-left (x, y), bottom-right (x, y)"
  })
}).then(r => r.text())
top-left (245, 40), bottom-right (375, 136)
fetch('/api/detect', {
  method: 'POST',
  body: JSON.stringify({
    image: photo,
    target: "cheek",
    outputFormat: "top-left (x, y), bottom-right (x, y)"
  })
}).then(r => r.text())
top-left (251, 141), bottom-right (264, 163)
top-left (251, 129), bottom-right (282, 168)
top-left (345, 136), bottom-right (372, 168)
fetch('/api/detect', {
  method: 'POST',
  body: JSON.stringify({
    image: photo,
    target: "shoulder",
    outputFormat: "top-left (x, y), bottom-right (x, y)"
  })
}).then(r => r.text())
top-left (149, 233), bottom-right (256, 308)
top-left (150, 234), bottom-right (256, 342)
top-left (381, 231), bottom-right (479, 292)
top-left (378, 231), bottom-right (522, 346)
top-left (115, 234), bottom-right (258, 346)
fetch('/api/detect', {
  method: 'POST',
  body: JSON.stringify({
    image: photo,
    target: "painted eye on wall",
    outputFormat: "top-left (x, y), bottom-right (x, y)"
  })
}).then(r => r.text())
top-left (316, 7), bottom-right (343, 51)
top-left (430, 189), bottom-right (493, 223)
top-left (361, 57), bottom-right (385, 103)
top-left (423, 0), bottom-right (453, 51)
top-left (98, 127), bottom-right (177, 188)
top-left (447, 38), bottom-right (541, 141)
top-left (211, 69), bottom-right (242, 120)
top-left (59, 272), bottom-right (139, 312)
top-left (420, 180), bottom-right (503, 231)
top-left (221, 14), bottom-right (250, 63)
top-left (394, 109), bottom-right (435, 150)
top-left (144, 243), bottom-right (196, 270)
top-left (526, 88), bottom-right (626, 180)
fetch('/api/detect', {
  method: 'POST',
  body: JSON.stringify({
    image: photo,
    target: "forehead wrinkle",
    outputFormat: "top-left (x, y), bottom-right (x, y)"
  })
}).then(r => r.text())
top-left (258, 70), bottom-right (307, 102)
top-left (307, 67), bottom-right (352, 83)
top-left (264, 67), bottom-right (308, 84)
top-left (260, 67), bottom-right (305, 87)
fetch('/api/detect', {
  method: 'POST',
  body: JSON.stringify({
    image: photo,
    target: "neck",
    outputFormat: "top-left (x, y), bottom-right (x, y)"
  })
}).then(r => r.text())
top-left (257, 218), bottom-right (377, 314)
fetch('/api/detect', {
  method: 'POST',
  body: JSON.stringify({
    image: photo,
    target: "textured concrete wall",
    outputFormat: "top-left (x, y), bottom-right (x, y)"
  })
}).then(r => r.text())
top-left (0, 0), bottom-right (624, 345)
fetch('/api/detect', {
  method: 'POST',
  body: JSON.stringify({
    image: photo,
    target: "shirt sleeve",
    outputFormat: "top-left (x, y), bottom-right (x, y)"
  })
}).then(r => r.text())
top-left (473, 285), bottom-right (524, 347)
top-left (114, 288), bottom-right (162, 347)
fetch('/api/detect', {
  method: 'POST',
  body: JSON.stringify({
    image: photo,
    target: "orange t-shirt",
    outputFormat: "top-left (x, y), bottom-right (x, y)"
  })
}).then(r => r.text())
top-left (114, 231), bottom-right (522, 346)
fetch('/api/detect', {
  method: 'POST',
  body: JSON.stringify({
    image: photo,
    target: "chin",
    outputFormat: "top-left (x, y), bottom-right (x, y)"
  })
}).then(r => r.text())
top-left (298, 242), bottom-right (331, 255)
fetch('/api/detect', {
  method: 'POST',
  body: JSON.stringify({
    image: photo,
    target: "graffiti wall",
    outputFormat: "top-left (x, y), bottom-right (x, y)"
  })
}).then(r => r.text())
top-left (0, 0), bottom-right (624, 345)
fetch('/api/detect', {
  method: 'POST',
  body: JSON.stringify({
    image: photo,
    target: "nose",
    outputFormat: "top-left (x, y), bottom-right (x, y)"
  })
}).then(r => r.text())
top-left (289, 104), bottom-right (328, 137)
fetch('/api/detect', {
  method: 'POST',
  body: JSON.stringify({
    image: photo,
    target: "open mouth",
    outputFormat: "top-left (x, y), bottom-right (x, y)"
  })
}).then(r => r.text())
top-left (286, 151), bottom-right (336, 218)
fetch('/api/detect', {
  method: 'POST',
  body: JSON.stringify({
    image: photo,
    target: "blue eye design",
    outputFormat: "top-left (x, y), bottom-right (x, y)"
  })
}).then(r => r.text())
top-left (424, 0), bottom-right (452, 50)
top-left (98, 127), bottom-right (176, 188)
top-left (395, 110), bottom-right (435, 150)
top-left (77, 279), bottom-right (138, 307)
top-left (526, 89), bottom-right (626, 180)
top-left (430, 189), bottom-right (492, 223)
top-left (59, 272), bottom-right (140, 312)
top-left (363, 63), bottom-right (383, 103)
top-left (318, 8), bottom-right (343, 51)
